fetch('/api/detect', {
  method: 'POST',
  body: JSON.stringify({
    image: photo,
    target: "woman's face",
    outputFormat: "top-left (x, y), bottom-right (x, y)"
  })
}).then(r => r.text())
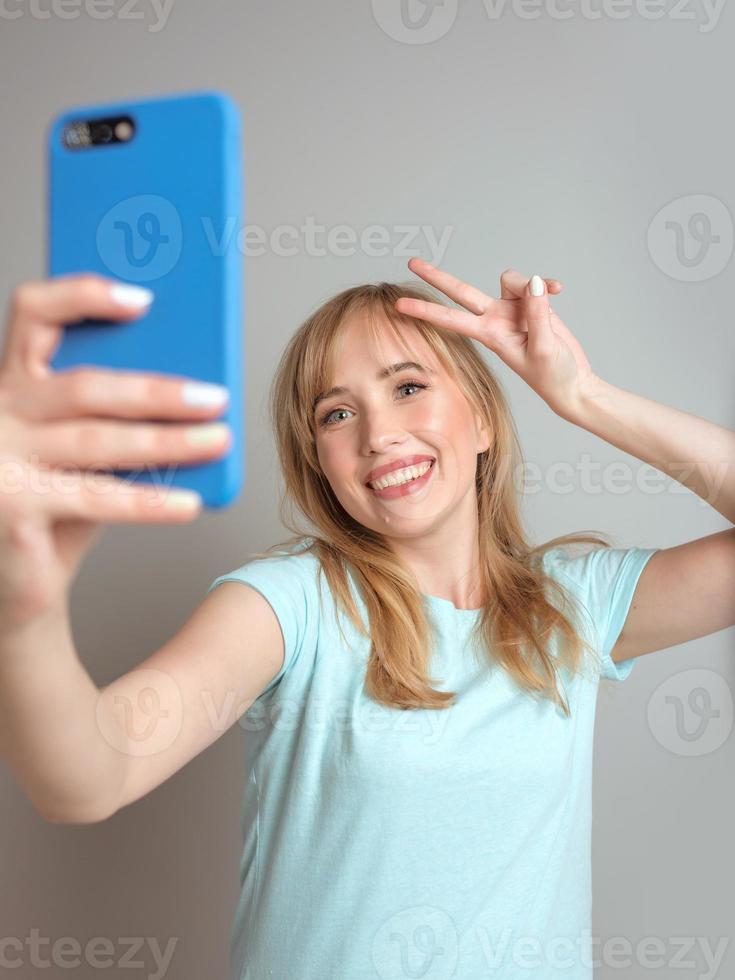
top-left (312, 310), bottom-right (490, 539)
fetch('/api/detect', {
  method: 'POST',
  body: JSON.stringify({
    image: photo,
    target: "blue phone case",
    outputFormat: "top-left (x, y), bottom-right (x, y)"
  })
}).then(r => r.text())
top-left (46, 90), bottom-right (244, 509)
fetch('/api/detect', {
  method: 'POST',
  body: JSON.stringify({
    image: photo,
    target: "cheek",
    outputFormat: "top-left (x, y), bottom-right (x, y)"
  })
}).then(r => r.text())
top-left (316, 440), bottom-right (351, 483)
top-left (430, 399), bottom-right (482, 472)
top-left (423, 396), bottom-right (469, 440)
top-left (448, 391), bottom-right (479, 431)
top-left (411, 395), bottom-right (447, 428)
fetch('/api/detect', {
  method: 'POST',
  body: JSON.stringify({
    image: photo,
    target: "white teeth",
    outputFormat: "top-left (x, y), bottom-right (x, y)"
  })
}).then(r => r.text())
top-left (369, 461), bottom-right (432, 491)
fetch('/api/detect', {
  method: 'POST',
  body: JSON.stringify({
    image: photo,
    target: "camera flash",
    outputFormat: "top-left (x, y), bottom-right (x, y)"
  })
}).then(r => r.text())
top-left (114, 120), bottom-right (134, 142)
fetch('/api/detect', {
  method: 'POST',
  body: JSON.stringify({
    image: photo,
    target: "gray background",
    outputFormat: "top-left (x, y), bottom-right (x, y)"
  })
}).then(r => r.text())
top-left (1, 0), bottom-right (733, 977)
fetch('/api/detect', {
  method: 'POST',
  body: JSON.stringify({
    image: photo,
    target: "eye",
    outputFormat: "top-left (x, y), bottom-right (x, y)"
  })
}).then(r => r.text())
top-left (318, 380), bottom-right (428, 428)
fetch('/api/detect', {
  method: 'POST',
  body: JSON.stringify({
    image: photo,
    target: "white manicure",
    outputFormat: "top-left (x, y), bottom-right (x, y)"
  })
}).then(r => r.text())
top-left (110, 283), bottom-right (154, 308)
top-left (182, 382), bottom-right (230, 407)
top-left (530, 275), bottom-right (545, 297)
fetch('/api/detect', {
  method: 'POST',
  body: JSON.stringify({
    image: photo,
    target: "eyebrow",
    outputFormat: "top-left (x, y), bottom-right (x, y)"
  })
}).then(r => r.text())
top-left (313, 361), bottom-right (433, 412)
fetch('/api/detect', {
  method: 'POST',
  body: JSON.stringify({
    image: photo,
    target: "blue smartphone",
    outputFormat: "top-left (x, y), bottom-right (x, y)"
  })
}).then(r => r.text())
top-left (46, 90), bottom-right (244, 509)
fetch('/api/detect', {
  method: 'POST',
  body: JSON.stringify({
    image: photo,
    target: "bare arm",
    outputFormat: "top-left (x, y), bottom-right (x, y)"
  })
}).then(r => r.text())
top-left (0, 580), bottom-right (285, 824)
top-left (568, 376), bottom-right (735, 663)
top-left (610, 528), bottom-right (735, 664)
top-left (99, 579), bottom-right (285, 818)
top-left (0, 601), bottom-right (126, 823)
top-left (0, 272), bottom-right (279, 824)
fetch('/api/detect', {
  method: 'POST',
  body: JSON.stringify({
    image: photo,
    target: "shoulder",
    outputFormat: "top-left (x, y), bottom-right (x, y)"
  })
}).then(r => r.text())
top-left (539, 541), bottom-right (658, 593)
top-left (207, 536), bottom-right (325, 613)
top-left (205, 538), bottom-right (325, 697)
top-left (535, 539), bottom-right (659, 680)
top-left (212, 536), bottom-right (319, 577)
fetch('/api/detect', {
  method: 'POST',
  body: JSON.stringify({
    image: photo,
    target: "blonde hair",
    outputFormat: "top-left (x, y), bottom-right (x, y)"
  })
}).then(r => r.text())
top-left (252, 280), bottom-right (611, 716)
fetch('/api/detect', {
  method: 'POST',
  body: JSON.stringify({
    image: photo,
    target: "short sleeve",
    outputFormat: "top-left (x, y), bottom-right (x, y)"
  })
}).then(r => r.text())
top-left (206, 550), bottom-right (315, 700)
top-left (545, 545), bottom-right (660, 682)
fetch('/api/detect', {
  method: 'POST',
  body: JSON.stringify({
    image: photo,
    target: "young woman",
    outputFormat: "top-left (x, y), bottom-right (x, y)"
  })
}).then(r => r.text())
top-left (1, 258), bottom-right (733, 980)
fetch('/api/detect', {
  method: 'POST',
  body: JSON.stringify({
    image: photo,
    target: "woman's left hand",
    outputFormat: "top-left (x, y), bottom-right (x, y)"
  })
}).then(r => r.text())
top-left (395, 257), bottom-right (598, 422)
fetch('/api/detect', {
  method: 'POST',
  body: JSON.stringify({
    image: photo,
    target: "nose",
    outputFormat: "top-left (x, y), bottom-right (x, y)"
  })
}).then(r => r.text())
top-left (359, 404), bottom-right (407, 457)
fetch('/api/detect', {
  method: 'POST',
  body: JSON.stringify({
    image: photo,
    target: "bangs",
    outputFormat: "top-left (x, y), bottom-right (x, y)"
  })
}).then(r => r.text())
top-left (305, 285), bottom-right (461, 431)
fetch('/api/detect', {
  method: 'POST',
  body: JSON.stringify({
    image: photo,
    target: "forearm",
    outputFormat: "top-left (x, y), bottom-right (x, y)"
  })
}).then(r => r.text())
top-left (0, 605), bottom-right (127, 823)
top-left (569, 375), bottom-right (735, 524)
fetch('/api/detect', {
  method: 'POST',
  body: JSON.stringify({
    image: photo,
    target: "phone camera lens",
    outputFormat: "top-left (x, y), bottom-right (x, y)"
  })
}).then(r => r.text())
top-left (97, 123), bottom-right (113, 143)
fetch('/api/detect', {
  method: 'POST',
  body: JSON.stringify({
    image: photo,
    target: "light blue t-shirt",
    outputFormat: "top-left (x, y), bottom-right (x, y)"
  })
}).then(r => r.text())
top-left (207, 538), bottom-right (659, 980)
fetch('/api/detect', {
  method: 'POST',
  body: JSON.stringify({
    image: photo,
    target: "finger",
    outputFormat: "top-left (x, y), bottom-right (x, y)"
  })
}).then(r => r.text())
top-left (396, 287), bottom-right (528, 344)
top-left (0, 456), bottom-right (203, 525)
top-left (394, 296), bottom-right (486, 341)
top-left (524, 275), bottom-right (556, 358)
top-left (6, 367), bottom-right (230, 423)
top-left (406, 257), bottom-right (494, 316)
top-left (70, 477), bottom-right (204, 524)
top-left (29, 419), bottom-right (231, 469)
top-left (1, 274), bottom-right (154, 377)
top-left (395, 295), bottom-right (524, 356)
top-left (500, 268), bottom-right (563, 300)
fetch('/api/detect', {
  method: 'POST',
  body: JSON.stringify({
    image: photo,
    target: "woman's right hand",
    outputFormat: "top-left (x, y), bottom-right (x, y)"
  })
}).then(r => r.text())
top-left (0, 274), bottom-right (233, 629)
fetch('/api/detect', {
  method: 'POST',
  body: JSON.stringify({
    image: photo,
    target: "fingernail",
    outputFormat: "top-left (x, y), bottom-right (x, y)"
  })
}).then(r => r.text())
top-left (530, 275), bottom-right (545, 297)
top-left (185, 423), bottom-right (230, 446)
top-left (181, 382), bottom-right (230, 407)
top-left (158, 489), bottom-right (202, 510)
top-left (109, 283), bottom-right (154, 308)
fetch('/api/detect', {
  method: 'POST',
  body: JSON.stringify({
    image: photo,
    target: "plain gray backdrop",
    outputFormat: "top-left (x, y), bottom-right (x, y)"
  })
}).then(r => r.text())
top-left (1, 1), bottom-right (733, 977)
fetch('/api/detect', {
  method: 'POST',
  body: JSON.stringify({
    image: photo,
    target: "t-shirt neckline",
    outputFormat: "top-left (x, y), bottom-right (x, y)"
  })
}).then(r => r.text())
top-left (423, 593), bottom-right (482, 616)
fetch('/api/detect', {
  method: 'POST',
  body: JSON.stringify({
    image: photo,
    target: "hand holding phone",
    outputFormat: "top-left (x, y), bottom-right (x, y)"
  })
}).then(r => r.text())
top-left (0, 274), bottom-right (231, 628)
top-left (47, 90), bottom-right (244, 509)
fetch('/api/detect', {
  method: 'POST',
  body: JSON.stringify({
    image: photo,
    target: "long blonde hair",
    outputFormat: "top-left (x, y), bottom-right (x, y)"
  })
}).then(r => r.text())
top-left (252, 279), bottom-right (611, 716)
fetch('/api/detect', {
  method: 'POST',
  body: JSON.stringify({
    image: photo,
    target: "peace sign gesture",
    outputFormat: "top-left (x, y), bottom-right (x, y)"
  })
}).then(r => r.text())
top-left (395, 258), bottom-right (598, 422)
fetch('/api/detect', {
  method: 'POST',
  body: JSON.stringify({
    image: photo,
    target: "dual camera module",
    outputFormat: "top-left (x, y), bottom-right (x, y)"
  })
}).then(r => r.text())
top-left (61, 115), bottom-right (136, 150)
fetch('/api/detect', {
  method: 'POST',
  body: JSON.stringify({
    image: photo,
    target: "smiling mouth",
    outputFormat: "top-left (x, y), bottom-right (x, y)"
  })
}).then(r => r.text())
top-left (366, 458), bottom-right (435, 491)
